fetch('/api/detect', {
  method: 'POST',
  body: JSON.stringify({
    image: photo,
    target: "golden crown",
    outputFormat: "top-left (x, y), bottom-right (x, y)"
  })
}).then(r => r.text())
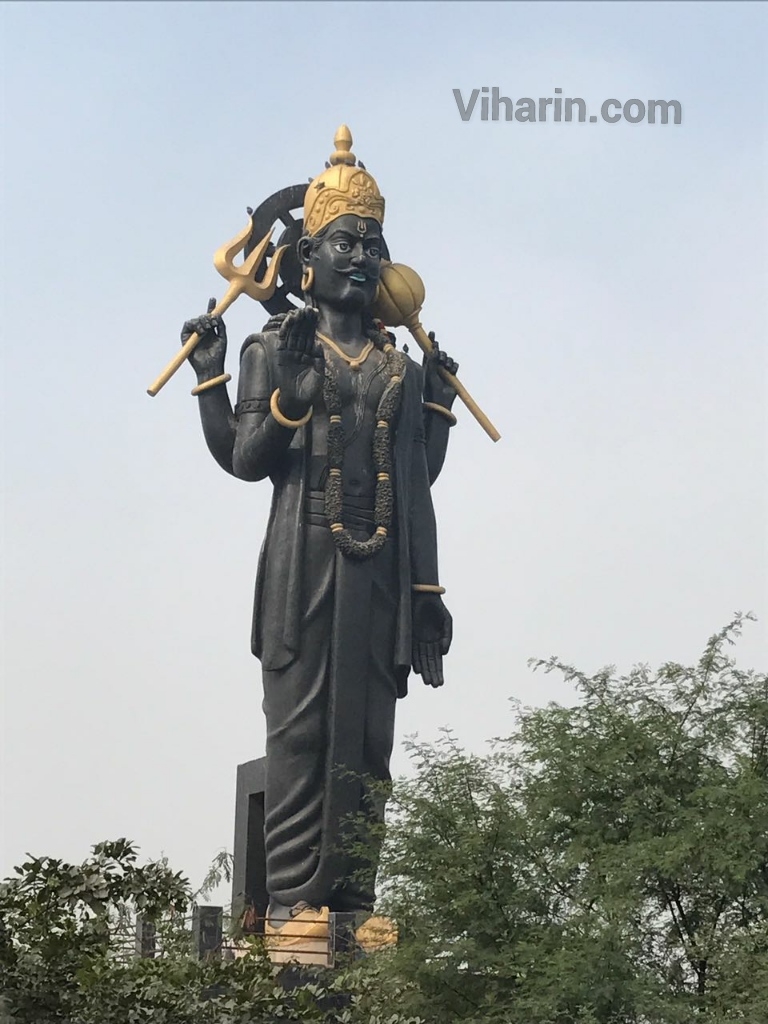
top-left (303, 125), bottom-right (385, 237)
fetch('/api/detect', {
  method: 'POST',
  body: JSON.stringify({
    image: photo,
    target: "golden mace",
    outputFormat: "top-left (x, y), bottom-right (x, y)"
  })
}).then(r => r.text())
top-left (146, 223), bottom-right (287, 397)
top-left (372, 263), bottom-right (501, 442)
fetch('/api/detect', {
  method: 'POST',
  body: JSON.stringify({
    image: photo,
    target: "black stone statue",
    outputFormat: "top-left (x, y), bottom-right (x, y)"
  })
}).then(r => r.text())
top-left (180, 127), bottom-right (458, 940)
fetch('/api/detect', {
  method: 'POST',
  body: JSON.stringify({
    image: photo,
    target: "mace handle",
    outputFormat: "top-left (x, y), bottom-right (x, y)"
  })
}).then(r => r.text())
top-left (406, 315), bottom-right (501, 443)
top-left (146, 281), bottom-right (240, 397)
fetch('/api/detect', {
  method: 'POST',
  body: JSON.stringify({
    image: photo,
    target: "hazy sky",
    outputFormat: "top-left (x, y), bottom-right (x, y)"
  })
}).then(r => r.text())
top-left (2, 1), bottom-right (766, 896)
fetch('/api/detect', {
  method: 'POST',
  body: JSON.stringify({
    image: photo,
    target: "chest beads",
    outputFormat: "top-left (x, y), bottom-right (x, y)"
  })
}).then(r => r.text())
top-left (323, 335), bottom-right (406, 560)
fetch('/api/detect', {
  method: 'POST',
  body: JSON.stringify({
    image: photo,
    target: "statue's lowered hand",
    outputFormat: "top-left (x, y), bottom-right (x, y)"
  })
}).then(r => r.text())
top-left (276, 307), bottom-right (325, 417)
top-left (411, 593), bottom-right (453, 688)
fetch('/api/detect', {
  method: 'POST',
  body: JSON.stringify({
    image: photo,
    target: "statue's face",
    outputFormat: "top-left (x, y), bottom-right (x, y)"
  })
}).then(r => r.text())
top-left (306, 214), bottom-right (382, 310)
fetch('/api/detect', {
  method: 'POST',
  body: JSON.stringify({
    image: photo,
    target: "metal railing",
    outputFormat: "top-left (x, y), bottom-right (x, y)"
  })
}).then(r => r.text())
top-left (135, 907), bottom-right (385, 968)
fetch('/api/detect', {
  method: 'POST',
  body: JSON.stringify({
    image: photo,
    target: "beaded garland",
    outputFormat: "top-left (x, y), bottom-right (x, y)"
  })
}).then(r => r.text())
top-left (323, 333), bottom-right (406, 560)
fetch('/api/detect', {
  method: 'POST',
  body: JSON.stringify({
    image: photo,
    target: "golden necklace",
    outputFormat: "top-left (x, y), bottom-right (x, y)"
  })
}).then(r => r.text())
top-left (316, 331), bottom-right (374, 370)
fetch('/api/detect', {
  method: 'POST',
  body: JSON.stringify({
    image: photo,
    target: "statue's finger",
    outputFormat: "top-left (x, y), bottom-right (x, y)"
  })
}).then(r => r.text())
top-left (307, 321), bottom-right (320, 350)
top-left (418, 643), bottom-right (432, 683)
top-left (290, 334), bottom-right (309, 354)
top-left (412, 643), bottom-right (424, 677)
top-left (441, 611), bottom-right (453, 656)
top-left (207, 297), bottom-right (216, 314)
top-left (294, 323), bottom-right (312, 352)
top-left (305, 311), bottom-right (319, 339)
top-left (278, 311), bottom-right (298, 344)
top-left (422, 652), bottom-right (436, 685)
top-left (306, 316), bottom-right (320, 349)
top-left (425, 646), bottom-right (442, 687)
top-left (420, 648), bottom-right (432, 683)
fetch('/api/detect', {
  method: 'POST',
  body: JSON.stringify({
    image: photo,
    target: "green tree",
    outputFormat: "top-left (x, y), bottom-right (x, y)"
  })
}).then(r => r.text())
top-left (372, 614), bottom-right (768, 1023)
top-left (3, 616), bottom-right (765, 1024)
top-left (0, 839), bottom-right (364, 1023)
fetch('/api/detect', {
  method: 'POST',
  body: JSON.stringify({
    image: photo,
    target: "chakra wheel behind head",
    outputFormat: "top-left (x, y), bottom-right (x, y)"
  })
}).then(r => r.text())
top-left (244, 184), bottom-right (308, 316)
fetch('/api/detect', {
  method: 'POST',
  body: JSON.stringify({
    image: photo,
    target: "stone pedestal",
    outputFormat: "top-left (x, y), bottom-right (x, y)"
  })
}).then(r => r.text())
top-left (231, 757), bottom-right (268, 933)
top-left (231, 758), bottom-right (397, 967)
top-left (265, 911), bottom-right (359, 967)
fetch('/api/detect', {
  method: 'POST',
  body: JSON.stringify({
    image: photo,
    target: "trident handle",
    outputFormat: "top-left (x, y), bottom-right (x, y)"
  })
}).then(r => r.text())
top-left (146, 223), bottom-right (286, 398)
top-left (146, 283), bottom-right (240, 397)
top-left (405, 314), bottom-right (501, 443)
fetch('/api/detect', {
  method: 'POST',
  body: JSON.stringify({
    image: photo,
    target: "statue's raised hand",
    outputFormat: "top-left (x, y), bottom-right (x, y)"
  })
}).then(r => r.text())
top-left (423, 331), bottom-right (459, 409)
top-left (275, 307), bottom-right (324, 418)
top-left (181, 297), bottom-right (227, 379)
top-left (412, 593), bottom-right (453, 688)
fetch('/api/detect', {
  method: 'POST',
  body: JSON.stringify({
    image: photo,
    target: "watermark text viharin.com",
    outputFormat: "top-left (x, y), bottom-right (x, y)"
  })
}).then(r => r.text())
top-left (454, 88), bottom-right (682, 124)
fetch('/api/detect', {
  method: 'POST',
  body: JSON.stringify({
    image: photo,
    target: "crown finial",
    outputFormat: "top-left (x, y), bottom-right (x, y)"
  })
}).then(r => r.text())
top-left (330, 124), bottom-right (356, 167)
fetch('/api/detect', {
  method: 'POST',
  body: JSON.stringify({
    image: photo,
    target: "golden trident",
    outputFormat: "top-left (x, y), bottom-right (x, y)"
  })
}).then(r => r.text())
top-left (146, 223), bottom-right (287, 397)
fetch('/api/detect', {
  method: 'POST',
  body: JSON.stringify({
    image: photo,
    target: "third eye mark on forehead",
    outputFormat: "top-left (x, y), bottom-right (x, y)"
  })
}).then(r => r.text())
top-left (328, 229), bottom-right (381, 244)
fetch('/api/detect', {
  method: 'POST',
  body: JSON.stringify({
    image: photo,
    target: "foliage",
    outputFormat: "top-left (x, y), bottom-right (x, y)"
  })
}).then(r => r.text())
top-left (2, 615), bottom-right (765, 1023)
top-left (372, 613), bottom-right (768, 1023)
top-left (0, 840), bottom-right (360, 1023)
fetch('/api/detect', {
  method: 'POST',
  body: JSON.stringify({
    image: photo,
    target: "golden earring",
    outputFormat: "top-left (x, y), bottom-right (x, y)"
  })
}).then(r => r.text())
top-left (301, 267), bottom-right (314, 292)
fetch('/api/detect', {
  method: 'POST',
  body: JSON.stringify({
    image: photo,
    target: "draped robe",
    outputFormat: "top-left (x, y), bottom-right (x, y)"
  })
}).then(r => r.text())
top-left (235, 330), bottom-right (441, 911)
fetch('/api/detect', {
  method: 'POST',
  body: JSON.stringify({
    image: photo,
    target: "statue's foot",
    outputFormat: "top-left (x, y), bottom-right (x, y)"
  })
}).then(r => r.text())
top-left (354, 915), bottom-right (398, 951)
top-left (264, 901), bottom-right (330, 946)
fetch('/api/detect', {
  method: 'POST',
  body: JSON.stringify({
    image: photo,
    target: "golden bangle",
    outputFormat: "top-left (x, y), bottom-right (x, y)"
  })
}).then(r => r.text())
top-left (423, 402), bottom-right (457, 426)
top-left (191, 373), bottom-right (231, 396)
top-left (269, 388), bottom-right (313, 429)
top-left (412, 583), bottom-right (446, 595)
